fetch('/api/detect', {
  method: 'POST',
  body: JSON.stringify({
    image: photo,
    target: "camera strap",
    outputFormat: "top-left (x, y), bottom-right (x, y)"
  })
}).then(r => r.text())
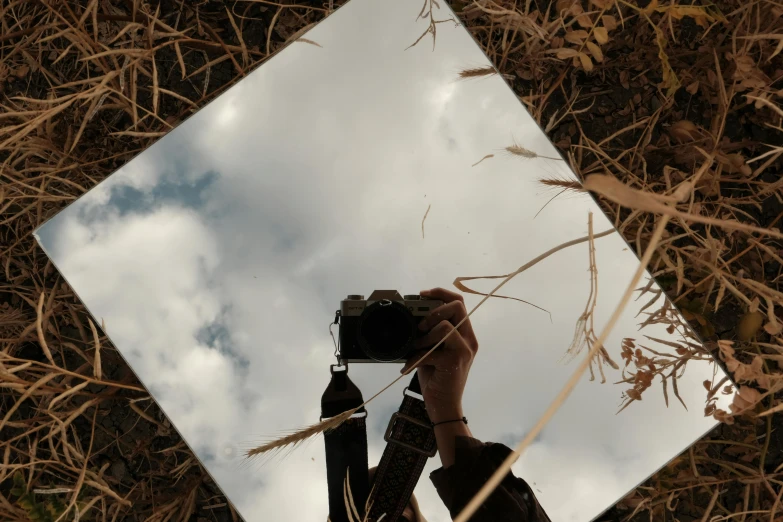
top-left (365, 372), bottom-right (436, 522)
top-left (322, 365), bottom-right (370, 522)
top-left (322, 370), bottom-right (436, 522)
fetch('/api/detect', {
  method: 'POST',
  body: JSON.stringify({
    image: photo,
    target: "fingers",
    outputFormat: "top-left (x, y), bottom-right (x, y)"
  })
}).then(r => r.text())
top-left (401, 348), bottom-right (443, 374)
top-left (421, 287), bottom-right (464, 304)
top-left (414, 320), bottom-right (473, 355)
top-left (418, 301), bottom-right (477, 347)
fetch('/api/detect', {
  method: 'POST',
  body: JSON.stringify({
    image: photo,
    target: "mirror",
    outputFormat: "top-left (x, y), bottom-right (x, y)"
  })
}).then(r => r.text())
top-left (34, 0), bottom-right (733, 520)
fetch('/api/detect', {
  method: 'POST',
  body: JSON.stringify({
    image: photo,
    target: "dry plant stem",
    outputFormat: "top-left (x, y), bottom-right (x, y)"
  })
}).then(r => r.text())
top-left (700, 487), bottom-right (721, 522)
top-left (421, 203), bottom-right (431, 239)
top-left (88, 317), bottom-right (101, 379)
top-left (244, 408), bottom-right (355, 458)
top-left (583, 174), bottom-right (783, 240)
top-left (453, 215), bottom-right (671, 522)
top-left (245, 227), bottom-right (615, 458)
top-left (471, 153), bottom-right (494, 167)
top-left (564, 213), bottom-right (618, 382)
top-left (35, 291), bottom-right (55, 365)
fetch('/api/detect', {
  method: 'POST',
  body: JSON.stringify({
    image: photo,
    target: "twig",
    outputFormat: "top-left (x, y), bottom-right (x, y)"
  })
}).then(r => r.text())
top-left (454, 214), bottom-right (671, 522)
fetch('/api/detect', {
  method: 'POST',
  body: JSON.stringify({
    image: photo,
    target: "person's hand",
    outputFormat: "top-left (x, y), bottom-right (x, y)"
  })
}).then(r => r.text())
top-left (401, 287), bottom-right (479, 424)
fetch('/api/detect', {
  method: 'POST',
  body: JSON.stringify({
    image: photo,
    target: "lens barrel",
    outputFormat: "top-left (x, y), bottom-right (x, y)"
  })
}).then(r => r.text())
top-left (356, 299), bottom-right (416, 362)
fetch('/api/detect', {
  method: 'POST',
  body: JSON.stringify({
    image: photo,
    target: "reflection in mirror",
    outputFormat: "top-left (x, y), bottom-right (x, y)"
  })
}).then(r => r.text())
top-left (35, 0), bottom-right (733, 520)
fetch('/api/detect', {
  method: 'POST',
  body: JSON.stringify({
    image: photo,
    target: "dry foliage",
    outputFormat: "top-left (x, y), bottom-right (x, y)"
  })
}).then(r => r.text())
top-left (453, 0), bottom-right (783, 520)
top-left (3, 0), bottom-right (783, 521)
top-left (562, 212), bottom-right (620, 384)
top-left (0, 1), bottom-right (345, 521)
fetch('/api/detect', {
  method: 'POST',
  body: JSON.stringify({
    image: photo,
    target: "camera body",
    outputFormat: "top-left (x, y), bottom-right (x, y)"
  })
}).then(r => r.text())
top-left (338, 290), bottom-right (443, 363)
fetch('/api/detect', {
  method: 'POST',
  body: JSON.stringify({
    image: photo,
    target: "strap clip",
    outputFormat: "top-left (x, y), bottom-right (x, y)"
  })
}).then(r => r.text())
top-left (383, 413), bottom-right (437, 457)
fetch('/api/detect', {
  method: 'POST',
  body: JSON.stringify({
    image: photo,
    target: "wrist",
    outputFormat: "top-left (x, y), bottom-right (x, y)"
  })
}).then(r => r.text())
top-left (427, 404), bottom-right (464, 424)
top-left (431, 413), bottom-right (472, 469)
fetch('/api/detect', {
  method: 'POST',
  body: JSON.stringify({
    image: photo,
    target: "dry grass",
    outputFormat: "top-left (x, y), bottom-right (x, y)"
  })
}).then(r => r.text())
top-left (2, 0), bottom-right (783, 521)
top-left (453, 0), bottom-right (783, 520)
top-left (0, 1), bottom-right (345, 521)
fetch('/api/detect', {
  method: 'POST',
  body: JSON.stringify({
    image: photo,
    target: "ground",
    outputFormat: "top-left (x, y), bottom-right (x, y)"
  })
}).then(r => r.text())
top-left (1, 1), bottom-right (782, 521)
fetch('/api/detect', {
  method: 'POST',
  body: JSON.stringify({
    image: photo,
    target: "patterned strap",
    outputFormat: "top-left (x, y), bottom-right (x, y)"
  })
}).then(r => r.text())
top-left (366, 373), bottom-right (437, 522)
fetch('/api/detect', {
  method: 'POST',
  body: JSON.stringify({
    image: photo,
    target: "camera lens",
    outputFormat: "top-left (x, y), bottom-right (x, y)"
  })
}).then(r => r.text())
top-left (357, 300), bottom-right (415, 362)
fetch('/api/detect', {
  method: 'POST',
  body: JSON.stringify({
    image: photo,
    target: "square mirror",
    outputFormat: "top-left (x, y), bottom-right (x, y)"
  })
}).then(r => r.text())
top-left (34, 0), bottom-right (733, 520)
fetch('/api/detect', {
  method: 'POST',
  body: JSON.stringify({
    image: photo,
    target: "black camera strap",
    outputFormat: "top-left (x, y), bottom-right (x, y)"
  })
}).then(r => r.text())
top-left (365, 372), bottom-right (436, 522)
top-left (322, 365), bottom-right (370, 522)
top-left (322, 370), bottom-right (436, 522)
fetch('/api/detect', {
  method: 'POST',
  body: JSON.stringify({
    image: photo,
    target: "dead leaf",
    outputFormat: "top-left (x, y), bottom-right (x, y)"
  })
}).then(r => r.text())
top-left (661, 6), bottom-right (718, 28)
top-left (601, 15), bottom-right (618, 31)
top-left (730, 386), bottom-right (761, 413)
top-left (686, 81), bottom-right (699, 94)
top-left (576, 14), bottom-right (593, 28)
top-left (556, 0), bottom-right (576, 14)
top-left (586, 41), bottom-right (604, 62)
top-left (565, 30), bottom-right (589, 44)
top-left (669, 120), bottom-right (699, 142)
top-left (737, 311), bottom-right (764, 341)
top-left (626, 389), bottom-right (642, 401)
top-left (764, 320), bottom-right (783, 336)
top-left (720, 153), bottom-right (752, 176)
top-left (555, 48), bottom-right (580, 59)
top-left (12, 65), bottom-right (30, 78)
top-left (577, 52), bottom-right (593, 71)
top-left (714, 408), bottom-right (734, 424)
top-left (296, 38), bottom-right (322, 48)
top-left (594, 26), bottom-right (610, 44)
top-left (642, 0), bottom-right (660, 15)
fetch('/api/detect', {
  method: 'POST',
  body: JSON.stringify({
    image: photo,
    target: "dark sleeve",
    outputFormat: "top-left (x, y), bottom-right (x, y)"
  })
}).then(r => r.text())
top-left (429, 436), bottom-right (551, 522)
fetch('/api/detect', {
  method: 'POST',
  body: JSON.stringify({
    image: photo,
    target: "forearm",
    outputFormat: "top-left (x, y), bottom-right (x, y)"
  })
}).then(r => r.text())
top-left (430, 405), bottom-right (472, 468)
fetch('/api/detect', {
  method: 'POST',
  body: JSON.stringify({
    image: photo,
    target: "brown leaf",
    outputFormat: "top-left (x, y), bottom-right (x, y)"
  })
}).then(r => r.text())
top-left (12, 65), bottom-right (30, 78)
top-left (686, 81), bottom-right (699, 94)
top-left (593, 26), bottom-right (610, 44)
top-left (663, 6), bottom-right (718, 28)
top-left (556, 0), bottom-right (573, 13)
top-left (577, 52), bottom-right (593, 72)
top-left (642, 0), bottom-right (660, 15)
top-left (764, 320), bottom-right (783, 336)
top-left (721, 153), bottom-right (752, 176)
top-left (555, 48), bottom-right (580, 59)
top-left (586, 41), bottom-right (604, 62)
top-left (731, 386), bottom-right (761, 413)
top-left (601, 15), bottom-right (618, 31)
top-left (737, 311), bottom-right (764, 341)
top-left (576, 14), bottom-right (593, 28)
top-left (668, 120), bottom-right (699, 142)
top-left (714, 408), bottom-right (734, 424)
top-left (590, 0), bottom-right (611, 7)
top-left (565, 30), bottom-right (589, 44)
top-left (626, 389), bottom-right (642, 401)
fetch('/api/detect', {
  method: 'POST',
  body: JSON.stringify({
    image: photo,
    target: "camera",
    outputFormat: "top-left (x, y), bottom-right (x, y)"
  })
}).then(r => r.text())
top-left (338, 290), bottom-right (443, 363)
